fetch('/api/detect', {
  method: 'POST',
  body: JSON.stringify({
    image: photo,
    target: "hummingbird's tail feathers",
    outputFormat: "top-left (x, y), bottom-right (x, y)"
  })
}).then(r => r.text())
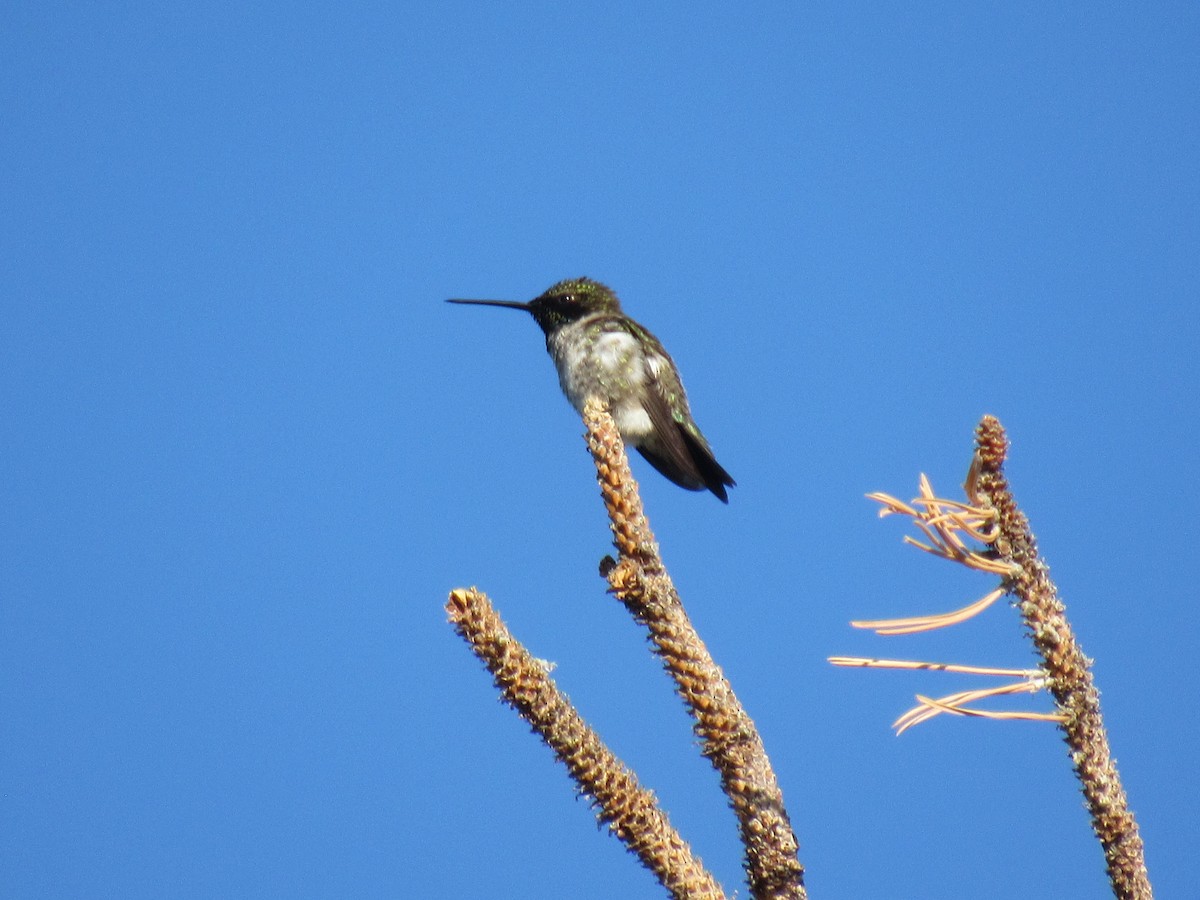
top-left (635, 380), bottom-right (736, 502)
top-left (679, 427), bottom-right (735, 503)
top-left (636, 445), bottom-right (708, 493)
top-left (635, 430), bottom-right (735, 503)
top-left (637, 386), bottom-right (717, 496)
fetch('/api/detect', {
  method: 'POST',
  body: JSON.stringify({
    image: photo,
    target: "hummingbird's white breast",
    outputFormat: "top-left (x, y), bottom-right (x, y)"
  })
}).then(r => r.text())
top-left (548, 320), bottom-right (655, 442)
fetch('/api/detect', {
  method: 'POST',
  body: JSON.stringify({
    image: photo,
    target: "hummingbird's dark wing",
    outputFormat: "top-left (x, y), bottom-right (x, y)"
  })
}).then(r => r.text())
top-left (677, 424), bottom-right (735, 503)
top-left (635, 354), bottom-right (735, 503)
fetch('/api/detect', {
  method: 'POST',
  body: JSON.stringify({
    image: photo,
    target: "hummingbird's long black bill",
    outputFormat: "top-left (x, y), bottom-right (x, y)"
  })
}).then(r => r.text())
top-left (446, 298), bottom-right (532, 311)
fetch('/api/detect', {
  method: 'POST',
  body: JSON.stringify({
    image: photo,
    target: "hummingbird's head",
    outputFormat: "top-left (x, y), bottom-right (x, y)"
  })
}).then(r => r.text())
top-left (525, 278), bottom-right (622, 334)
top-left (447, 278), bottom-right (623, 338)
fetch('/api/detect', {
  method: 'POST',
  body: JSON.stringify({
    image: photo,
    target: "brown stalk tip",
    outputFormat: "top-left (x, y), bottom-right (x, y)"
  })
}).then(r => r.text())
top-left (975, 415), bottom-right (1009, 468)
top-left (446, 587), bottom-right (472, 617)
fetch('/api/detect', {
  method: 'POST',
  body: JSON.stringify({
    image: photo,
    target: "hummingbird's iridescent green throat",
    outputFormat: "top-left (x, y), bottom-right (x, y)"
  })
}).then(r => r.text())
top-left (448, 278), bottom-right (735, 502)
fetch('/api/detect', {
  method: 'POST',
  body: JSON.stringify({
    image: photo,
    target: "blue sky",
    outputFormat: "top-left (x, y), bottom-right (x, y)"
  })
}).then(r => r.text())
top-left (3, 3), bottom-right (1197, 897)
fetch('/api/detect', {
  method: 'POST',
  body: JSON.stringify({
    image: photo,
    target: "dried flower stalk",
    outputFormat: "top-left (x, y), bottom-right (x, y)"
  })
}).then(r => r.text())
top-left (972, 415), bottom-right (1151, 900)
top-left (446, 587), bottom-right (725, 900)
top-left (584, 398), bottom-right (805, 900)
top-left (850, 464), bottom-right (1056, 726)
top-left (844, 415), bottom-right (1151, 896)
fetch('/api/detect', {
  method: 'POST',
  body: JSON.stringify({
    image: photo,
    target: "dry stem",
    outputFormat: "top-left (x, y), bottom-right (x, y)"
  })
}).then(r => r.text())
top-left (446, 587), bottom-right (725, 900)
top-left (973, 415), bottom-right (1151, 900)
top-left (583, 398), bottom-right (805, 900)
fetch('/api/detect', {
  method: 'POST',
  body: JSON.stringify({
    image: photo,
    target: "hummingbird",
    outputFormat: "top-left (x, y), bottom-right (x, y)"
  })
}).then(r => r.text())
top-left (448, 278), bottom-right (735, 501)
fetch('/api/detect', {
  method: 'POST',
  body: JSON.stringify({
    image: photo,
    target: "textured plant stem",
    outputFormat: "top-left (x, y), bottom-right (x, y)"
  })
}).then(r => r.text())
top-left (583, 399), bottom-right (806, 900)
top-left (446, 587), bottom-right (726, 900)
top-left (973, 415), bottom-right (1151, 900)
